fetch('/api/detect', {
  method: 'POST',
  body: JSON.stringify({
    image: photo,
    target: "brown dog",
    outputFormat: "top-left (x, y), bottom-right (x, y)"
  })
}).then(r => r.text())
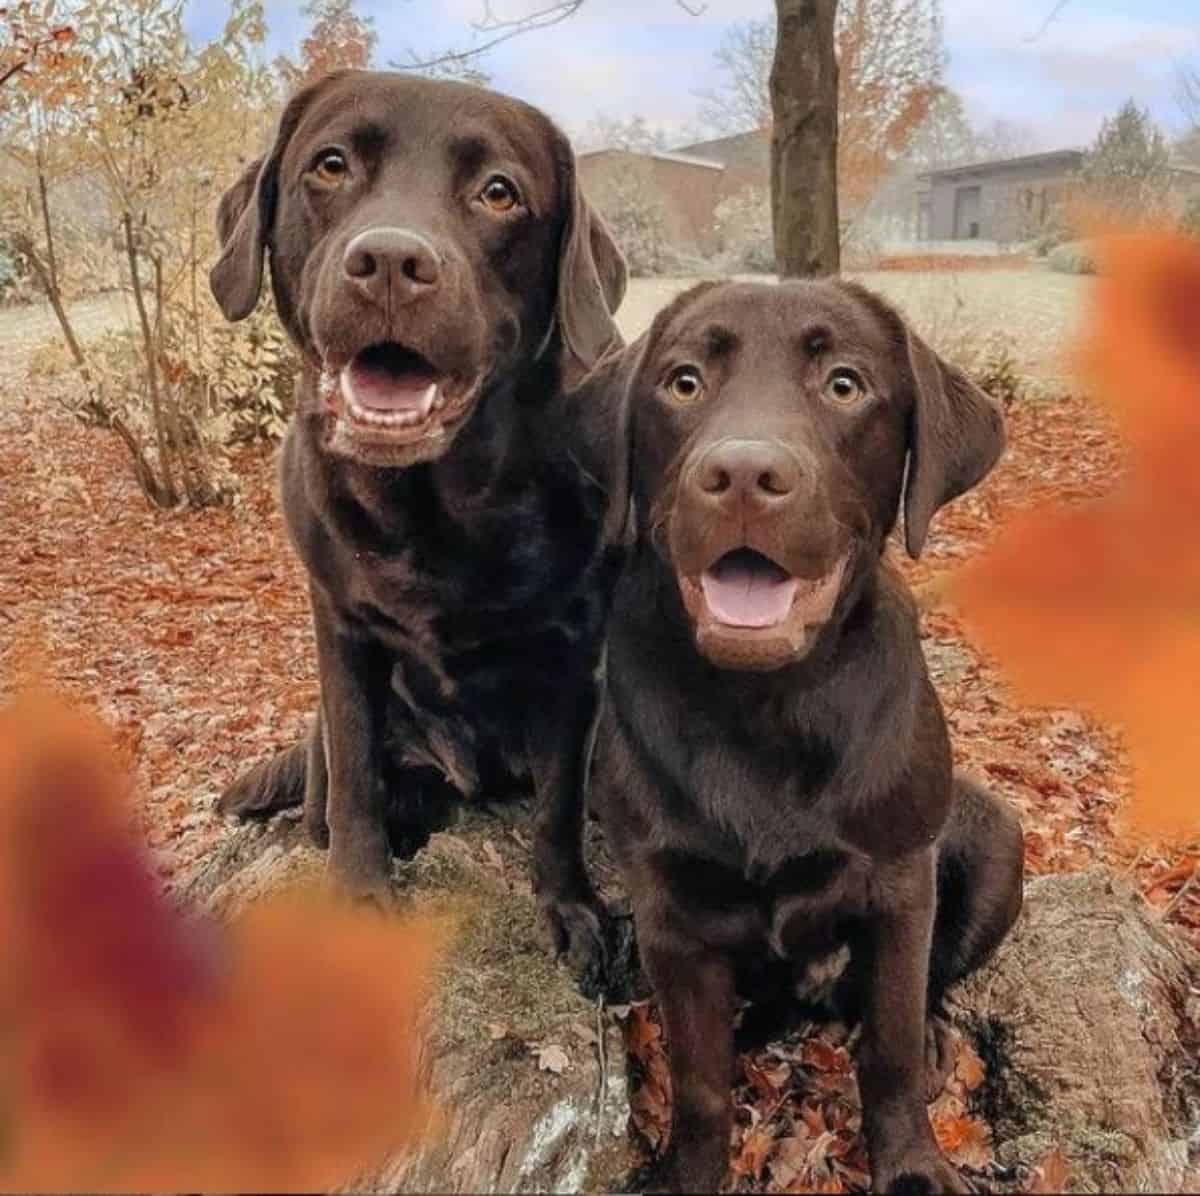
top-left (585, 280), bottom-right (1024, 1192)
top-left (210, 71), bottom-right (625, 984)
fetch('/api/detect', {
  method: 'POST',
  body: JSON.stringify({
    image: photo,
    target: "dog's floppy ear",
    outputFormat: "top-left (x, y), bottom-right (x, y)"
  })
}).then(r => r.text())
top-left (210, 149), bottom-right (269, 320)
top-left (210, 73), bottom-right (341, 322)
top-left (902, 326), bottom-right (1006, 558)
top-left (556, 154), bottom-right (627, 374)
top-left (556, 335), bottom-right (641, 550)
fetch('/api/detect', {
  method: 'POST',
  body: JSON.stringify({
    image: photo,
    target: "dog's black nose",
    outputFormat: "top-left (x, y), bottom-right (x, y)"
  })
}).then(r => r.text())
top-left (692, 439), bottom-right (801, 508)
top-left (343, 227), bottom-right (441, 305)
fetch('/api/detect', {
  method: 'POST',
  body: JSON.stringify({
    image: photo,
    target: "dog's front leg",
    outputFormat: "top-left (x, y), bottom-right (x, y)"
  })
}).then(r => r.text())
top-left (311, 589), bottom-right (393, 902)
top-left (528, 671), bottom-right (611, 993)
top-left (858, 849), bottom-right (969, 1194)
top-left (639, 919), bottom-right (736, 1194)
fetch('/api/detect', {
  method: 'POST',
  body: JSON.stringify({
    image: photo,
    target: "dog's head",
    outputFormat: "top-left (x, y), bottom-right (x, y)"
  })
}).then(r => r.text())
top-left (210, 70), bottom-right (625, 468)
top-left (624, 279), bottom-right (1005, 672)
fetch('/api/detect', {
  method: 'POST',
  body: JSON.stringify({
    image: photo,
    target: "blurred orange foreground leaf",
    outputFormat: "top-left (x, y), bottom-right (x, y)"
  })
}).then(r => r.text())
top-left (0, 691), bottom-right (445, 1193)
top-left (954, 232), bottom-right (1200, 835)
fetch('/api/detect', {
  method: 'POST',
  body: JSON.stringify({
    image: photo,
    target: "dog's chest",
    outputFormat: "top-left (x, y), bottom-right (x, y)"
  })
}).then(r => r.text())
top-left (306, 470), bottom-right (606, 793)
top-left (655, 845), bottom-right (870, 963)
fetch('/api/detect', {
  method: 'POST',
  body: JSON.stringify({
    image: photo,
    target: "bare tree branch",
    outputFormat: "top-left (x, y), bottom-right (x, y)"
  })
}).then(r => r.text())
top-left (394, 0), bottom-right (704, 75)
top-left (1023, 0), bottom-right (1070, 43)
top-left (1176, 58), bottom-right (1200, 130)
top-left (395, 1), bottom-right (584, 73)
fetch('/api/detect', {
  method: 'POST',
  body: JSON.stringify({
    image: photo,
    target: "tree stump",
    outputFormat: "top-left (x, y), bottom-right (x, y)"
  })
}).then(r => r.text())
top-left (181, 818), bottom-right (1200, 1193)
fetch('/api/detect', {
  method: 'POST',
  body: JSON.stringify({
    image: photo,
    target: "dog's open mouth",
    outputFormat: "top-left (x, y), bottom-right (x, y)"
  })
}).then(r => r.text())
top-left (678, 547), bottom-right (849, 668)
top-left (697, 548), bottom-right (847, 631)
top-left (322, 341), bottom-right (477, 448)
top-left (699, 548), bottom-right (800, 629)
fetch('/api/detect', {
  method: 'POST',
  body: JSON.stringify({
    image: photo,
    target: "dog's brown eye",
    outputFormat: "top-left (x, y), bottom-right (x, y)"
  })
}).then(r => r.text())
top-left (480, 175), bottom-right (520, 212)
top-left (666, 367), bottom-right (704, 403)
top-left (313, 150), bottom-right (348, 186)
top-left (825, 368), bottom-right (865, 404)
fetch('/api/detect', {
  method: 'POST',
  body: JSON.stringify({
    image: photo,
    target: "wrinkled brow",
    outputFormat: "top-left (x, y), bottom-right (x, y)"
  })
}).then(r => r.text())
top-left (349, 121), bottom-right (388, 159)
top-left (796, 322), bottom-right (834, 357)
top-left (448, 134), bottom-right (494, 175)
top-left (700, 324), bottom-right (738, 358)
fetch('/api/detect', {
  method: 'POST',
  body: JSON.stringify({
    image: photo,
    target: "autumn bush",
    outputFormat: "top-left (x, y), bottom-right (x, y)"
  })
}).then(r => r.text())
top-left (588, 163), bottom-right (675, 276)
top-left (1047, 240), bottom-right (1098, 275)
top-left (0, 0), bottom-right (319, 507)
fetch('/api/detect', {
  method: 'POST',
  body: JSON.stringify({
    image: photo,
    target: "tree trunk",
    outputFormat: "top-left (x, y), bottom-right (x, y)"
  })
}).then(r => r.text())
top-left (35, 152), bottom-right (60, 297)
top-left (770, 0), bottom-right (840, 278)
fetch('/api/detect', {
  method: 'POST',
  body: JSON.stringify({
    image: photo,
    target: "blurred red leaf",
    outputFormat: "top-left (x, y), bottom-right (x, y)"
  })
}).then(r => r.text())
top-left (0, 690), bottom-right (446, 1192)
top-left (954, 232), bottom-right (1200, 836)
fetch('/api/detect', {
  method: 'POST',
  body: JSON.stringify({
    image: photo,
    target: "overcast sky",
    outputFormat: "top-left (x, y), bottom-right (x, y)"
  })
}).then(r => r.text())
top-left (184, 0), bottom-right (1199, 150)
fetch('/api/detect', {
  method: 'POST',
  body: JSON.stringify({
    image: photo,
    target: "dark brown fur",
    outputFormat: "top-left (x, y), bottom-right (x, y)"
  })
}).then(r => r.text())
top-left (587, 280), bottom-right (1024, 1192)
top-left (210, 71), bottom-right (626, 981)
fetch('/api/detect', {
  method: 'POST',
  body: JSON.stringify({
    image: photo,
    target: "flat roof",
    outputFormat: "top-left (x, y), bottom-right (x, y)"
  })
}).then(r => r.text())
top-left (921, 148), bottom-right (1086, 181)
top-left (578, 147), bottom-right (724, 171)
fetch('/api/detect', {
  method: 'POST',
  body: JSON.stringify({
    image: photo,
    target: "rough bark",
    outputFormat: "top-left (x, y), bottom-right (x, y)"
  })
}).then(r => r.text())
top-left (182, 816), bottom-right (1200, 1193)
top-left (770, 0), bottom-right (840, 278)
top-left (952, 871), bottom-right (1200, 1193)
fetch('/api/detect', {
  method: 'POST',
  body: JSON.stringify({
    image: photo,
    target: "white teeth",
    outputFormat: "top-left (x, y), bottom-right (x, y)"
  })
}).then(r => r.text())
top-left (338, 368), bottom-right (445, 432)
top-left (416, 382), bottom-right (439, 419)
top-left (346, 399), bottom-right (429, 427)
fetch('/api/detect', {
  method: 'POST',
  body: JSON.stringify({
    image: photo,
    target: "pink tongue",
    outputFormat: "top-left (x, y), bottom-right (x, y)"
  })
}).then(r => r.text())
top-left (343, 359), bottom-right (438, 413)
top-left (701, 559), bottom-right (799, 629)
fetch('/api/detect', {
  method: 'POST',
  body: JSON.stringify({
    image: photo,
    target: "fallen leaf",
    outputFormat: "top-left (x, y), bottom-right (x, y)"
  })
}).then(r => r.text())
top-left (931, 1106), bottom-right (992, 1171)
top-left (744, 1057), bottom-right (791, 1097)
top-left (480, 838), bottom-right (505, 875)
top-left (535, 1043), bottom-right (570, 1075)
top-left (626, 1001), bottom-right (663, 1061)
top-left (731, 1127), bottom-right (775, 1180)
top-left (954, 1040), bottom-right (986, 1093)
top-left (801, 1038), bottom-right (850, 1075)
top-left (1030, 1146), bottom-right (1071, 1193)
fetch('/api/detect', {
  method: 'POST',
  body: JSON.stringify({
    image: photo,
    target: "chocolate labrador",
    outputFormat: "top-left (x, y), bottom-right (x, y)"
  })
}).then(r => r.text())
top-left (210, 70), bottom-right (626, 978)
top-left (586, 280), bottom-right (1024, 1192)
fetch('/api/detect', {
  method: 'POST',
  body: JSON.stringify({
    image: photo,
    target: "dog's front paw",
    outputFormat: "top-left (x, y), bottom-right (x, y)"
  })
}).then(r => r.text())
top-left (327, 838), bottom-right (395, 910)
top-left (627, 1151), bottom-right (727, 1194)
top-left (540, 897), bottom-right (615, 998)
top-left (877, 1149), bottom-right (971, 1195)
